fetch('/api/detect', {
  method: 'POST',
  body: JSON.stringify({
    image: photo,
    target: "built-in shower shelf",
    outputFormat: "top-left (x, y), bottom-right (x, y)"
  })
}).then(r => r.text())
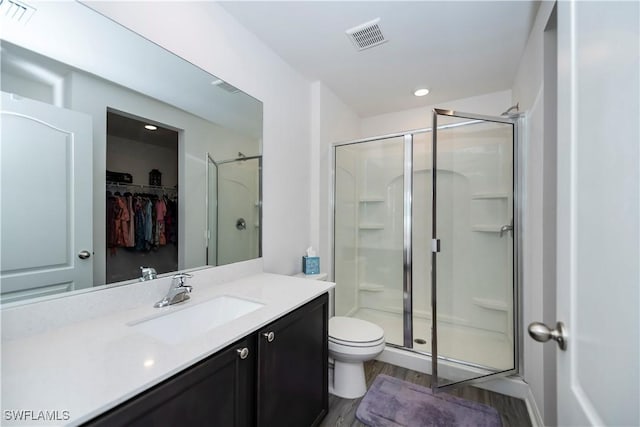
top-left (472, 193), bottom-right (509, 200)
top-left (471, 225), bottom-right (502, 233)
top-left (359, 283), bottom-right (384, 292)
top-left (359, 223), bottom-right (384, 229)
top-left (359, 197), bottom-right (385, 203)
top-left (473, 297), bottom-right (508, 312)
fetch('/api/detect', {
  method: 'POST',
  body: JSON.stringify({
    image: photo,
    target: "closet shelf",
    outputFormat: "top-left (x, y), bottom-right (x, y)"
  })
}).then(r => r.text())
top-left (107, 181), bottom-right (177, 193)
top-left (359, 197), bottom-right (385, 203)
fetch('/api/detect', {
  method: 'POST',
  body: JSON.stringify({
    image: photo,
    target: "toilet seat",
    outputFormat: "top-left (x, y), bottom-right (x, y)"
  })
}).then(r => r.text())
top-left (329, 316), bottom-right (384, 347)
top-left (329, 335), bottom-right (385, 348)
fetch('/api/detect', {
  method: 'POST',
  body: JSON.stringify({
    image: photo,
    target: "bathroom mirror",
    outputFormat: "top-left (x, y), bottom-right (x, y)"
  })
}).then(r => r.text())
top-left (0, 1), bottom-right (263, 303)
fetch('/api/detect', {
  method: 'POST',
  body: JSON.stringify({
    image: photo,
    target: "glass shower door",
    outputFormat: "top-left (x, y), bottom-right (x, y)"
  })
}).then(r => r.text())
top-left (334, 137), bottom-right (408, 347)
top-left (431, 108), bottom-right (517, 389)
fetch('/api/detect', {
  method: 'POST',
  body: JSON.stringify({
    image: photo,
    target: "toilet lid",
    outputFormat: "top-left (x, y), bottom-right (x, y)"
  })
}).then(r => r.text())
top-left (329, 316), bottom-right (384, 343)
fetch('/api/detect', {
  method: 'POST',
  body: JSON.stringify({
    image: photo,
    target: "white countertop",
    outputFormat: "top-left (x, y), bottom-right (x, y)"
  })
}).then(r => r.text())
top-left (1, 273), bottom-right (333, 426)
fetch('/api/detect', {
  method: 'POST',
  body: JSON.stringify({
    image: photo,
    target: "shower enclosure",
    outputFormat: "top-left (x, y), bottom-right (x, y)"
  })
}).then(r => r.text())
top-left (333, 109), bottom-right (518, 389)
top-left (207, 154), bottom-right (262, 266)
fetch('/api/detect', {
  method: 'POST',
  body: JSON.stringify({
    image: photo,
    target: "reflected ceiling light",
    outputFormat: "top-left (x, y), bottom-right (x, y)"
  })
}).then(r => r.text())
top-left (414, 88), bottom-right (430, 97)
top-left (144, 124), bottom-right (158, 131)
top-left (143, 359), bottom-right (155, 368)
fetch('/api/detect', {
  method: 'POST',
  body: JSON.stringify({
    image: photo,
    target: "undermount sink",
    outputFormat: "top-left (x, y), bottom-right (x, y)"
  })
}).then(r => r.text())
top-left (129, 295), bottom-right (264, 344)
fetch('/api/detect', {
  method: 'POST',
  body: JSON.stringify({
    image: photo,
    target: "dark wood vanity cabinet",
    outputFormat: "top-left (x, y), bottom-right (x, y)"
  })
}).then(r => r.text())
top-left (84, 293), bottom-right (328, 427)
top-left (85, 336), bottom-right (256, 427)
top-left (256, 293), bottom-right (328, 427)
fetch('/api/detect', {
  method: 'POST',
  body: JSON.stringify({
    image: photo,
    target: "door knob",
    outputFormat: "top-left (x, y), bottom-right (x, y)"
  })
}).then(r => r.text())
top-left (237, 347), bottom-right (249, 360)
top-left (528, 321), bottom-right (567, 351)
top-left (78, 250), bottom-right (91, 259)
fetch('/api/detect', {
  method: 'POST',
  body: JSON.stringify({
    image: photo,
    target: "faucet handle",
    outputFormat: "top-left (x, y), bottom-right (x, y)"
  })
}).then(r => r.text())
top-left (172, 273), bottom-right (193, 286)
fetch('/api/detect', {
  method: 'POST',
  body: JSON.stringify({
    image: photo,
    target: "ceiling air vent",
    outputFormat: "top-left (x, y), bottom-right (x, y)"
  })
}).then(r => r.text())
top-left (0, 0), bottom-right (36, 25)
top-left (211, 79), bottom-right (240, 94)
top-left (346, 18), bottom-right (387, 51)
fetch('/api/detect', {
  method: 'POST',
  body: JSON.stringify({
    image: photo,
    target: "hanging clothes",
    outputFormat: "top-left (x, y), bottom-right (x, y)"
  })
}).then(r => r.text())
top-left (165, 197), bottom-right (178, 245)
top-left (127, 194), bottom-right (135, 248)
top-left (155, 198), bottom-right (167, 246)
top-left (105, 187), bottom-right (178, 254)
top-left (114, 196), bottom-right (130, 247)
top-left (134, 197), bottom-right (146, 251)
top-left (106, 193), bottom-right (118, 254)
top-left (145, 198), bottom-right (153, 247)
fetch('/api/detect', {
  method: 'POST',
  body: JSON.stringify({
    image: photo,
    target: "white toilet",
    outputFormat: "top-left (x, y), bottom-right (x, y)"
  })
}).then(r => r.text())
top-left (328, 316), bottom-right (385, 399)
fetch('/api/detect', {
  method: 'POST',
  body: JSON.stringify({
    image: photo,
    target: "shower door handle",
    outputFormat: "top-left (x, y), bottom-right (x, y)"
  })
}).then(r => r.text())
top-left (499, 220), bottom-right (513, 238)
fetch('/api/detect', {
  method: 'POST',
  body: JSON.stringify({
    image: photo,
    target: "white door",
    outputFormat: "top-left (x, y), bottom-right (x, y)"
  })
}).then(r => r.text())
top-left (555, 1), bottom-right (639, 425)
top-left (1, 92), bottom-right (93, 302)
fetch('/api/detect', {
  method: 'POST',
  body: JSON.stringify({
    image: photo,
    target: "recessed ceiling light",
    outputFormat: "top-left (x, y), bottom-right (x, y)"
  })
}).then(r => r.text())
top-left (414, 88), bottom-right (430, 97)
top-left (144, 124), bottom-right (157, 131)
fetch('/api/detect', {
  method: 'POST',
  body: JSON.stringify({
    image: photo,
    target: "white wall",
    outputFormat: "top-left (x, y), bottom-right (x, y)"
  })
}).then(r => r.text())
top-left (87, 1), bottom-right (313, 275)
top-left (106, 135), bottom-right (178, 189)
top-left (310, 81), bottom-right (360, 280)
top-left (511, 2), bottom-right (557, 425)
top-left (1, 71), bottom-right (53, 104)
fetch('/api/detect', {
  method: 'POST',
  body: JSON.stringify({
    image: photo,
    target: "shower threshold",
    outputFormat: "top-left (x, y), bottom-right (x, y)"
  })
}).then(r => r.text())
top-left (352, 308), bottom-right (513, 370)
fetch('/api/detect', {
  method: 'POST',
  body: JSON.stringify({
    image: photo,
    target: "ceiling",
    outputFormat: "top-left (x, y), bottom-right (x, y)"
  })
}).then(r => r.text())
top-left (219, 1), bottom-right (540, 118)
top-left (107, 111), bottom-right (178, 149)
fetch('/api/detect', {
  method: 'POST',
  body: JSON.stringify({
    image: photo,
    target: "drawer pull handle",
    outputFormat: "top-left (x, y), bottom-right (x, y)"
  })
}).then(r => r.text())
top-left (237, 347), bottom-right (249, 359)
top-left (263, 331), bottom-right (275, 342)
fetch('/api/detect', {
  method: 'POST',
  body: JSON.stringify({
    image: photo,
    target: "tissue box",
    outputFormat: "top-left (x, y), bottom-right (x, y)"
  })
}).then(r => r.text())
top-left (302, 256), bottom-right (320, 275)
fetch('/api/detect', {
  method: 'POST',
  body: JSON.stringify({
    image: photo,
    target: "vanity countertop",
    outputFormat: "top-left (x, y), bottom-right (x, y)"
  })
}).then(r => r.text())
top-left (1, 273), bottom-right (334, 425)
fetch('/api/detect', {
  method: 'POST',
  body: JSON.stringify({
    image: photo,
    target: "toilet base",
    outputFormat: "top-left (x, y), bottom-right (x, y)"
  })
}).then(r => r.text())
top-left (331, 359), bottom-right (367, 399)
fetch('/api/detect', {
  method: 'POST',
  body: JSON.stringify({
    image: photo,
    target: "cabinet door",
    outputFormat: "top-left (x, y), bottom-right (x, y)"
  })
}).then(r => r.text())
top-left (257, 293), bottom-right (328, 427)
top-left (85, 336), bottom-right (255, 427)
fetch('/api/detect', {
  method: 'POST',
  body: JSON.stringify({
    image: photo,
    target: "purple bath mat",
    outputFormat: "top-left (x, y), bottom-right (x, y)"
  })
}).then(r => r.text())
top-left (355, 375), bottom-right (502, 427)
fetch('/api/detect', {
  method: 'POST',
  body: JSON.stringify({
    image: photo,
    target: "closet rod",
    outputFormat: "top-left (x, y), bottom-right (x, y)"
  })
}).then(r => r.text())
top-left (106, 181), bottom-right (177, 192)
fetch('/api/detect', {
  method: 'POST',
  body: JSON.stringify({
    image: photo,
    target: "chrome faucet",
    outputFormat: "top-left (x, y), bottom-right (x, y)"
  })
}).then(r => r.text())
top-left (154, 273), bottom-right (193, 308)
top-left (139, 266), bottom-right (157, 282)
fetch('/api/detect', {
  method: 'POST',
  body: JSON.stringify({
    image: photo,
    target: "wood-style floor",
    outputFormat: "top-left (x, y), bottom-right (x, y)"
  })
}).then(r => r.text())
top-left (320, 360), bottom-right (532, 427)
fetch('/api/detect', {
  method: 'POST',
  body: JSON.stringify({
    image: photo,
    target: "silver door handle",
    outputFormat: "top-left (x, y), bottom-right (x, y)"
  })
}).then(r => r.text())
top-left (528, 321), bottom-right (567, 351)
top-left (237, 347), bottom-right (249, 360)
top-left (78, 250), bottom-right (91, 259)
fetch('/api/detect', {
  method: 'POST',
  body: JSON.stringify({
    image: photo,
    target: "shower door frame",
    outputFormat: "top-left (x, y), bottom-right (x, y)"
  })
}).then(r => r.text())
top-left (331, 114), bottom-right (522, 383)
top-left (430, 108), bottom-right (521, 391)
